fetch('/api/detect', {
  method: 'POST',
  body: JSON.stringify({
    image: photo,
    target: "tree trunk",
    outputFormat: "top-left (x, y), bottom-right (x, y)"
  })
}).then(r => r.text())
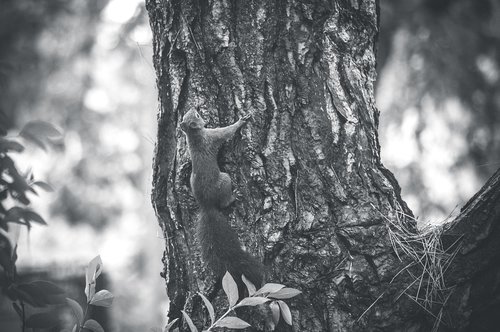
top-left (146, 0), bottom-right (500, 331)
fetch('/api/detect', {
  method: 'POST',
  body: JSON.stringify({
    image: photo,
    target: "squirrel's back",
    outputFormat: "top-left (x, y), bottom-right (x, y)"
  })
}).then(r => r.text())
top-left (180, 109), bottom-right (263, 287)
top-left (184, 130), bottom-right (225, 206)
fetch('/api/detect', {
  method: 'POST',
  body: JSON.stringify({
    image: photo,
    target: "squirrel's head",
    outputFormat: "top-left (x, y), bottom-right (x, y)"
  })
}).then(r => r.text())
top-left (180, 109), bottom-right (205, 132)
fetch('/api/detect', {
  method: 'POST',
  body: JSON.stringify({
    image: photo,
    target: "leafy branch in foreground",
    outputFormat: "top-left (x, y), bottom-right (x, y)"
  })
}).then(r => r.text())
top-left (67, 255), bottom-right (114, 332)
top-left (0, 120), bottom-right (63, 331)
top-left (161, 272), bottom-right (301, 332)
top-left (0, 121), bottom-right (113, 331)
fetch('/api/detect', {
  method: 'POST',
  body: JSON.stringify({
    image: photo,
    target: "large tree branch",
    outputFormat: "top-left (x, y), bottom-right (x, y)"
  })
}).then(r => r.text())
top-left (442, 167), bottom-right (500, 329)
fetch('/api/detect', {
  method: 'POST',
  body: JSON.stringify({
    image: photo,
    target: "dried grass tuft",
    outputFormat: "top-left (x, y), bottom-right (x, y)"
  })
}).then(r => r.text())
top-left (374, 204), bottom-right (462, 330)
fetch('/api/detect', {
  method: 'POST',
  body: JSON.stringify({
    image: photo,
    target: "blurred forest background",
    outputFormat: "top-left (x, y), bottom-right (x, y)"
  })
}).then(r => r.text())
top-left (0, 0), bottom-right (498, 330)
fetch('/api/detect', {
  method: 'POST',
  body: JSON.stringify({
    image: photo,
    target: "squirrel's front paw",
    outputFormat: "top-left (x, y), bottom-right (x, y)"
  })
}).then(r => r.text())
top-left (240, 113), bottom-right (252, 122)
top-left (233, 187), bottom-right (244, 201)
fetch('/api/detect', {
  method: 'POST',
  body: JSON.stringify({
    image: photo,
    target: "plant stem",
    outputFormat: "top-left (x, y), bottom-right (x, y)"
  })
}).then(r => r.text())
top-left (206, 307), bottom-right (234, 331)
top-left (20, 301), bottom-right (25, 332)
top-left (78, 303), bottom-right (89, 332)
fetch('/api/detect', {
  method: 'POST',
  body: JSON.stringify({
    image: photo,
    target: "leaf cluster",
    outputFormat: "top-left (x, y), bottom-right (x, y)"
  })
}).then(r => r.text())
top-left (0, 121), bottom-right (113, 331)
top-left (6, 255), bottom-right (113, 332)
top-left (0, 121), bottom-right (59, 232)
top-left (160, 272), bottom-right (301, 332)
top-left (67, 255), bottom-right (114, 332)
top-left (0, 121), bottom-right (62, 331)
top-left (1, 121), bottom-right (57, 283)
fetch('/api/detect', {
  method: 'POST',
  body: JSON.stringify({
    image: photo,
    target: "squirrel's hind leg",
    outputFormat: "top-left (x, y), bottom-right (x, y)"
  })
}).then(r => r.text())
top-left (218, 172), bottom-right (236, 208)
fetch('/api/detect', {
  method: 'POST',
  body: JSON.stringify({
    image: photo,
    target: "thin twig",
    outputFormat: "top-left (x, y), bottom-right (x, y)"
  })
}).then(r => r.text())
top-left (181, 14), bottom-right (200, 50)
top-left (206, 307), bottom-right (234, 331)
top-left (356, 291), bottom-right (385, 322)
top-left (78, 296), bottom-right (90, 332)
top-left (167, 29), bottom-right (181, 57)
top-left (21, 301), bottom-right (26, 332)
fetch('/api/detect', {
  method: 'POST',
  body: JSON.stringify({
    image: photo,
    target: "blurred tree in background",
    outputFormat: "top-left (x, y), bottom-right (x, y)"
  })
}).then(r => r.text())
top-left (377, 0), bottom-right (500, 222)
top-left (0, 0), bottom-right (166, 331)
top-left (0, 0), bottom-right (105, 132)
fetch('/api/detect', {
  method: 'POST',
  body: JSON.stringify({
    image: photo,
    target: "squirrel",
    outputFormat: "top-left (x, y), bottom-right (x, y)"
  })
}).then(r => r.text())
top-left (180, 108), bottom-right (264, 288)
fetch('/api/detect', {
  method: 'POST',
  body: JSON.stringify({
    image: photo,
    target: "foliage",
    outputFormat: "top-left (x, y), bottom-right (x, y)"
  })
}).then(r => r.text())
top-left (0, 120), bottom-right (58, 232)
top-left (67, 255), bottom-right (114, 332)
top-left (0, 121), bottom-right (113, 331)
top-left (155, 272), bottom-right (301, 332)
top-left (0, 121), bottom-right (60, 331)
top-left (0, 120), bottom-right (60, 331)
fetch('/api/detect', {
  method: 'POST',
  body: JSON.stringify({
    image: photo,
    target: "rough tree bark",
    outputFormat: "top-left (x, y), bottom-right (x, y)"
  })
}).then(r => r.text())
top-left (146, 0), bottom-right (500, 331)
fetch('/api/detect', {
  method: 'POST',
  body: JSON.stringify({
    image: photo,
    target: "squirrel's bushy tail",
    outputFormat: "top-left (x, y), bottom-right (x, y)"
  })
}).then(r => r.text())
top-left (198, 207), bottom-right (264, 288)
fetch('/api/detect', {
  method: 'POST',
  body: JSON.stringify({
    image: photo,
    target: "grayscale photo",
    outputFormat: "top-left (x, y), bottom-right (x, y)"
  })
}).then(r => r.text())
top-left (0, 0), bottom-right (499, 331)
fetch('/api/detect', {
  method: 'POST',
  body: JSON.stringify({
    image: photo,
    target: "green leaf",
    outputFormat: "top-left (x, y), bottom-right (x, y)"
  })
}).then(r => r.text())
top-left (0, 111), bottom-right (8, 135)
top-left (3, 208), bottom-right (25, 225)
top-left (181, 310), bottom-right (198, 332)
top-left (90, 289), bottom-right (114, 307)
top-left (86, 282), bottom-right (96, 303)
top-left (12, 286), bottom-right (41, 306)
top-left (15, 281), bottom-right (65, 307)
top-left (198, 292), bottom-right (215, 325)
top-left (222, 272), bottom-right (238, 308)
top-left (19, 121), bottom-right (62, 150)
top-left (214, 316), bottom-right (251, 329)
top-left (83, 319), bottom-right (105, 332)
top-left (3, 155), bottom-right (31, 195)
top-left (12, 302), bottom-right (22, 318)
top-left (0, 138), bottom-right (24, 152)
top-left (66, 297), bottom-right (84, 325)
top-left (20, 121), bottom-right (62, 139)
top-left (32, 181), bottom-right (54, 192)
top-left (241, 275), bottom-right (256, 296)
top-left (0, 251), bottom-right (15, 279)
top-left (12, 242), bottom-right (18, 264)
top-left (85, 255), bottom-right (103, 300)
top-left (0, 227), bottom-right (19, 258)
top-left (268, 287), bottom-right (302, 299)
top-left (13, 191), bottom-right (30, 205)
top-left (278, 300), bottom-right (292, 325)
top-left (234, 296), bottom-right (270, 308)
top-left (164, 318), bottom-right (179, 332)
top-left (4, 207), bottom-right (47, 226)
top-left (270, 301), bottom-right (280, 325)
top-left (29, 280), bottom-right (64, 294)
top-left (72, 324), bottom-right (78, 332)
top-left (23, 210), bottom-right (47, 225)
top-left (21, 132), bottom-right (47, 150)
top-left (254, 283), bottom-right (285, 296)
top-left (86, 255), bottom-right (103, 283)
top-left (25, 312), bottom-right (59, 329)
